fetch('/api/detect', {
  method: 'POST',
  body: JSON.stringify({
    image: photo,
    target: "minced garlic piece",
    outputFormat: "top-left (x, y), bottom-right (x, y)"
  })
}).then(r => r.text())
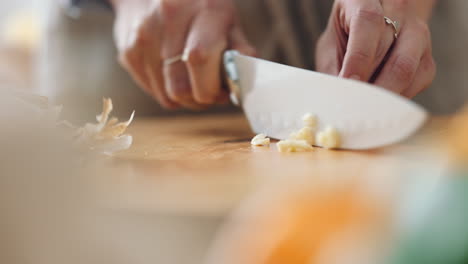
top-left (289, 127), bottom-right (315, 145)
top-left (251, 134), bottom-right (271, 146)
top-left (316, 126), bottom-right (341, 149)
top-left (277, 139), bottom-right (314, 153)
top-left (302, 113), bottom-right (318, 129)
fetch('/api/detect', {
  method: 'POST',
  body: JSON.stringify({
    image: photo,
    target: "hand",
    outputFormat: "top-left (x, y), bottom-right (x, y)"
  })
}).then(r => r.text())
top-left (111, 0), bottom-right (256, 110)
top-left (316, 0), bottom-right (436, 98)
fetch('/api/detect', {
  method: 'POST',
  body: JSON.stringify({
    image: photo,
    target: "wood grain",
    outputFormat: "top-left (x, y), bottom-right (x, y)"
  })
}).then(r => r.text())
top-left (104, 113), bottom-right (439, 216)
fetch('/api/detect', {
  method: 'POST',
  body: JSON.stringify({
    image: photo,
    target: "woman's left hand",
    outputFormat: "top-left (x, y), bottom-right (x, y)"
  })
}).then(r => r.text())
top-left (316, 0), bottom-right (436, 98)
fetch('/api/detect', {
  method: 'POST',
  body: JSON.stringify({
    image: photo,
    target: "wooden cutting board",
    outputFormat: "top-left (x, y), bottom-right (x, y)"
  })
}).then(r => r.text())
top-left (104, 113), bottom-right (445, 216)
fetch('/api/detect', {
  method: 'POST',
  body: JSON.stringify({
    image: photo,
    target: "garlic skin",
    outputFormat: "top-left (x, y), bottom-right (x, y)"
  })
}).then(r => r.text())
top-left (251, 134), bottom-right (271, 146)
top-left (74, 98), bottom-right (135, 154)
top-left (277, 139), bottom-right (314, 153)
top-left (316, 126), bottom-right (341, 149)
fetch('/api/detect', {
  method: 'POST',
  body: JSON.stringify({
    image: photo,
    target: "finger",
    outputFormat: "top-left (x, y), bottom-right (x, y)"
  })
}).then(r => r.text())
top-left (144, 61), bottom-right (180, 109)
top-left (374, 24), bottom-right (428, 94)
top-left (184, 9), bottom-right (232, 105)
top-left (136, 15), bottom-right (180, 109)
top-left (316, 5), bottom-right (347, 75)
top-left (401, 50), bottom-right (436, 98)
top-left (373, 2), bottom-right (407, 78)
top-left (339, 3), bottom-right (386, 81)
top-left (163, 61), bottom-right (207, 110)
top-left (186, 15), bottom-right (257, 104)
top-left (119, 50), bottom-right (153, 96)
top-left (160, 0), bottom-right (202, 109)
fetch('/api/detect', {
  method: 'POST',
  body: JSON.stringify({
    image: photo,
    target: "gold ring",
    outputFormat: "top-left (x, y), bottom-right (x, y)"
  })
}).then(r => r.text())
top-left (384, 16), bottom-right (400, 39)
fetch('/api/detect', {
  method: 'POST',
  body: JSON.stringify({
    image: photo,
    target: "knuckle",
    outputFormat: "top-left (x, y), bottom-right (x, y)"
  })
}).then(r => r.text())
top-left (348, 49), bottom-right (373, 64)
top-left (353, 6), bottom-right (384, 24)
top-left (416, 21), bottom-right (431, 40)
top-left (391, 55), bottom-right (419, 82)
top-left (186, 47), bottom-right (209, 65)
top-left (406, 20), bottom-right (430, 40)
top-left (422, 55), bottom-right (436, 72)
top-left (412, 19), bottom-right (429, 33)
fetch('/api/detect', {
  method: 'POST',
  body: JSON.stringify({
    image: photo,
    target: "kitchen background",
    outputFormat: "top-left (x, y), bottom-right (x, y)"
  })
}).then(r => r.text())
top-left (0, 0), bottom-right (467, 114)
top-left (0, 1), bottom-right (467, 264)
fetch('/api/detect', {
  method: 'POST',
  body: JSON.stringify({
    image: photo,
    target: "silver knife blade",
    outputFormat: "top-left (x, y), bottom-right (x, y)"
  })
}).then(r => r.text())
top-left (224, 51), bottom-right (428, 150)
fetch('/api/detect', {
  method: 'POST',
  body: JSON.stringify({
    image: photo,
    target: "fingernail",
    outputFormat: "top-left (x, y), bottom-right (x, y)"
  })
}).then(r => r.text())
top-left (350, 75), bottom-right (361, 81)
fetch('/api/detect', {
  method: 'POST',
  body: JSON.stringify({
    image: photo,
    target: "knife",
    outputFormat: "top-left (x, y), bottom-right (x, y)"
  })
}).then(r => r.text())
top-left (223, 50), bottom-right (428, 150)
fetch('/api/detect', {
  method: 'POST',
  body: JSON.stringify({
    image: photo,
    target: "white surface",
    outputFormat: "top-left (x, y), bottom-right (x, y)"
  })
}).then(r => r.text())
top-left (235, 54), bottom-right (428, 150)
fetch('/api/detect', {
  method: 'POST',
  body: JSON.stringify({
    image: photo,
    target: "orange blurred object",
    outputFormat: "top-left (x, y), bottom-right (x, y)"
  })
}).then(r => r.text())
top-left (447, 105), bottom-right (468, 163)
top-left (207, 174), bottom-right (392, 264)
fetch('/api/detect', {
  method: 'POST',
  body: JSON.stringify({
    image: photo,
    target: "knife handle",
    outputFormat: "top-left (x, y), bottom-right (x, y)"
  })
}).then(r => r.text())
top-left (223, 50), bottom-right (242, 106)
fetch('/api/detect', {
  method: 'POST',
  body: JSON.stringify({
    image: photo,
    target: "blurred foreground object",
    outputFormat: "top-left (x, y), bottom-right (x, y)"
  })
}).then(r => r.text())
top-left (0, 87), bottom-right (205, 264)
top-left (446, 105), bottom-right (468, 164)
top-left (206, 158), bottom-right (468, 264)
top-left (2, 10), bottom-right (41, 51)
top-left (0, 9), bottom-right (41, 89)
top-left (206, 169), bottom-right (395, 264)
top-left (388, 177), bottom-right (468, 264)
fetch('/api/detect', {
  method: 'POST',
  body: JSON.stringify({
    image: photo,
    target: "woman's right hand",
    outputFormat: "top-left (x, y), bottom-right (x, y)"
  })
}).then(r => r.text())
top-left (111, 0), bottom-right (256, 110)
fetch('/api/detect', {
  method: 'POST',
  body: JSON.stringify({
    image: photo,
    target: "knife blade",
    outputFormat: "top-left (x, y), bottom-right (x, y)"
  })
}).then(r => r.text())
top-left (223, 50), bottom-right (428, 150)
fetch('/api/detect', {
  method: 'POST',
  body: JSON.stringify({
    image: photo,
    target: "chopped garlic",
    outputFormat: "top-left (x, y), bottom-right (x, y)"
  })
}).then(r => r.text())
top-left (251, 134), bottom-right (270, 146)
top-left (316, 126), bottom-right (341, 149)
top-left (277, 139), bottom-right (313, 153)
top-left (302, 113), bottom-right (318, 129)
top-left (289, 127), bottom-right (315, 145)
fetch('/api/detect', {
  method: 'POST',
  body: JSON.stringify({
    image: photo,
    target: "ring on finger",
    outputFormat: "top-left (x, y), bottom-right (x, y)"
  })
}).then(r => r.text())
top-left (163, 50), bottom-right (189, 66)
top-left (384, 16), bottom-right (400, 39)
